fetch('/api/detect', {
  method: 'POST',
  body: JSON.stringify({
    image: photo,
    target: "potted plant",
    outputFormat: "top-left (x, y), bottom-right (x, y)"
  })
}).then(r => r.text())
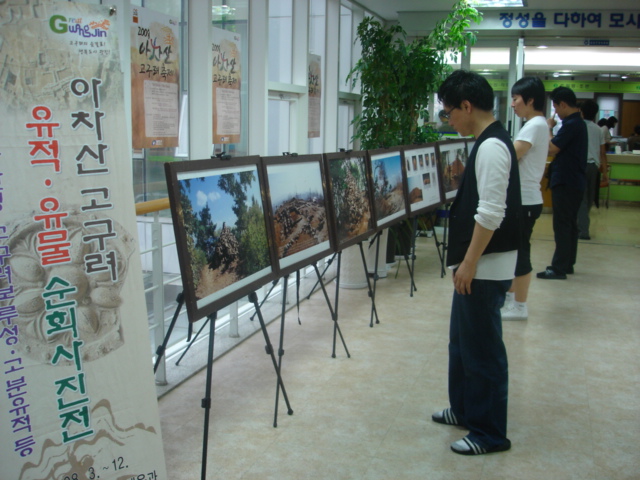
top-left (346, 0), bottom-right (482, 267)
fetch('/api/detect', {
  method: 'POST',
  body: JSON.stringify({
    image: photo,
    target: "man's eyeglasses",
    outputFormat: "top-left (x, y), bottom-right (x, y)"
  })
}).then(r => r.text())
top-left (441, 106), bottom-right (457, 120)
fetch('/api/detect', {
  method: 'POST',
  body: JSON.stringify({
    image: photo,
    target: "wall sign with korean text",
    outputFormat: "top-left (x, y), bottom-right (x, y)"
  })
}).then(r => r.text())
top-left (131, 6), bottom-right (181, 149)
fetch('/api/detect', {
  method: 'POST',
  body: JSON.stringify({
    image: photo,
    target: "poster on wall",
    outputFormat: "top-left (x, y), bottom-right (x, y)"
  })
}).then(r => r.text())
top-left (213, 27), bottom-right (242, 144)
top-left (130, 6), bottom-right (180, 149)
top-left (401, 144), bottom-right (444, 215)
top-left (436, 140), bottom-right (468, 202)
top-left (165, 157), bottom-right (276, 321)
top-left (367, 149), bottom-right (408, 230)
top-left (0, 2), bottom-right (167, 479)
top-left (308, 54), bottom-right (322, 138)
top-left (262, 155), bottom-right (334, 276)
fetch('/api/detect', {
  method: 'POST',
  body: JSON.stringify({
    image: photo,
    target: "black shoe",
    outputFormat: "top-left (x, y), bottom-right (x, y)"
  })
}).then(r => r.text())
top-left (579, 235), bottom-right (591, 240)
top-left (432, 408), bottom-right (463, 427)
top-left (451, 436), bottom-right (511, 456)
top-left (536, 268), bottom-right (567, 280)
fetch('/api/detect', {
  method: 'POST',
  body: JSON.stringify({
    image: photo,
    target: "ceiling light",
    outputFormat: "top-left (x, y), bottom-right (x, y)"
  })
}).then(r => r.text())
top-left (212, 5), bottom-right (236, 16)
top-left (537, 45), bottom-right (548, 49)
top-left (471, 0), bottom-right (526, 7)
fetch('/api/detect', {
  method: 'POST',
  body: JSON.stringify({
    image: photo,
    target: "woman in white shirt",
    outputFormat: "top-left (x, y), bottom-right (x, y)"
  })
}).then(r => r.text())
top-left (502, 77), bottom-right (550, 321)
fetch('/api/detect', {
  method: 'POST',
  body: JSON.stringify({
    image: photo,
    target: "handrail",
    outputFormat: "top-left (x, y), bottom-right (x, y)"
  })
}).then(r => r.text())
top-left (135, 197), bottom-right (170, 215)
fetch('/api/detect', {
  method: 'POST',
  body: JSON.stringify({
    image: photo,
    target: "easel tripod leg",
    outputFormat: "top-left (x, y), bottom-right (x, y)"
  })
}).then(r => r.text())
top-left (200, 312), bottom-right (217, 480)
top-left (274, 275), bottom-right (289, 428)
top-left (248, 292), bottom-right (293, 426)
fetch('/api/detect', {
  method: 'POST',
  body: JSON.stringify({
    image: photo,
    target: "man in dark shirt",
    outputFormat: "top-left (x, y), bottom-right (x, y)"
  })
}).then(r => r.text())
top-left (537, 87), bottom-right (587, 279)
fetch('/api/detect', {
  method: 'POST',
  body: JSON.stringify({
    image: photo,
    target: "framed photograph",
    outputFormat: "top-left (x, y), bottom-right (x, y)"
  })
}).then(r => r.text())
top-left (323, 151), bottom-right (376, 251)
top-left (261, 155), bottom-right (335, 277)
top-left (367, 148), bottom-right (408, 230)
top-left (401, 143), bottom-right (444, 216)
top-left (164, 157), bottom-right (276, 322)
top-left (436, 139), bottom-right (469, 202)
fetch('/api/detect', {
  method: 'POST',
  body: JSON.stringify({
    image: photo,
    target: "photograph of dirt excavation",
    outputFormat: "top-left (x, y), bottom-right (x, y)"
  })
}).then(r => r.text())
top-left (326, 154), bottom-right (375, 249)
top-left (264, 159), bottom-right (332, 272)
top-left (404, 145), bottom-right (443, 214)
top-left (369, 151), bottom-right (407, 228)
top-left (438, 142), bottom-right (467, 201)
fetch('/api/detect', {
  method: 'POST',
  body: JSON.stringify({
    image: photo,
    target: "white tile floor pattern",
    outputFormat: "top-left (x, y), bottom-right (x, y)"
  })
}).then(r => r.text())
top-left (158, 203), bottom-right (640, 480)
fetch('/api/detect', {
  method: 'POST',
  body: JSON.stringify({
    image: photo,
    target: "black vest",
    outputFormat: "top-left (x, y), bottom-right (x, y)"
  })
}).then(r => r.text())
top-left (446, 121), bottom-right (522, 267)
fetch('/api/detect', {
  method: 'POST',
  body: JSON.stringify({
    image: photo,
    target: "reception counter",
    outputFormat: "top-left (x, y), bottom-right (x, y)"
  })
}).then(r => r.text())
top-left (540, 154), bottom-right (640, 207)
top-left (607, 154), bottom-right (640, 202)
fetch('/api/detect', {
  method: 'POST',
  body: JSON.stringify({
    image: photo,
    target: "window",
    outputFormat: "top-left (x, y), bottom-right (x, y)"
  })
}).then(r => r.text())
top-left (338, 6), bottom-right (353, 93)
top-left (269, 0), bottom-right (293, 84)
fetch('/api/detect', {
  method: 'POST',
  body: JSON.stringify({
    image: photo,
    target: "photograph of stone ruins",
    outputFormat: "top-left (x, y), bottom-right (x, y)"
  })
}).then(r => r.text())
top-left (268, 162), bottom-right (330, 260)
top-left (328, 156), bottom-right (373, 246)
top-left (176, 169), bottom-right (271, 302)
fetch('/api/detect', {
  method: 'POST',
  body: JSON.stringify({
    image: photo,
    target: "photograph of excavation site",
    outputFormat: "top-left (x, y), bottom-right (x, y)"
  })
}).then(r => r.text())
top-left (403, 145), bottom-right (443, 214)
top-left (264, 158), bottom-right (332, 273)
top-left (369, 150), bottom-right (407, 228)
top-left (438, 141), bottom-right (467, 201)
top-left (326, 153), bottom-right (375, 250)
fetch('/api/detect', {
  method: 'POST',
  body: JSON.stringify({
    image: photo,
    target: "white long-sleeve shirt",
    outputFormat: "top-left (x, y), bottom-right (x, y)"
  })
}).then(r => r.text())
top-left (472, 138), bottom-right (517, 280)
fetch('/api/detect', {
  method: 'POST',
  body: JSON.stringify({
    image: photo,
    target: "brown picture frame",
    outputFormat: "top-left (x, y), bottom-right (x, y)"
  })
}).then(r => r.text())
top-left (164, 157), bottom-right (277, 322)
top-left (367, 148), bottom-right (409, 230)
top-left (436, 139), bottom-right (468, 202)
top-left (401, 143), bottom-right (444, 216)
top-left (323, 151), bottom-right (376, 251)
top-left (261, 154), bottom-right (335, 277)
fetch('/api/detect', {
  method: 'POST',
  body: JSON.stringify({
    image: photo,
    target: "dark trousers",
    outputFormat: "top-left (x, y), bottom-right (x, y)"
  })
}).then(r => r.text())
top-left (449, 279), bottom-right (511, 448)
top-left (577, 163), bottom-right (599, 236)
top-left (515, 204), bottom-right (543, 277)
top-left (551, 185), bottom-right (583, 274)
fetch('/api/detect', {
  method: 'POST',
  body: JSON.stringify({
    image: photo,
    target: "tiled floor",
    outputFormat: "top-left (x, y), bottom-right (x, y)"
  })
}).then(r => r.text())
top-left (158, 202), bottom-right (640, 480)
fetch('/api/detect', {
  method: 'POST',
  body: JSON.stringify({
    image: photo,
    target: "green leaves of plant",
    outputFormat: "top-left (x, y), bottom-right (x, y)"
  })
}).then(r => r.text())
top-left (347, 1), bottom-right (482, 149)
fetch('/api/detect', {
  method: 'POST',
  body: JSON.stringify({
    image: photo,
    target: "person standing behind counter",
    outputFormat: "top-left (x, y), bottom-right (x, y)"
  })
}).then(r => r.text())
top-left (537, 87), bottom-right (587, 280)
top-left (501, 77), bottom-right (549, 321)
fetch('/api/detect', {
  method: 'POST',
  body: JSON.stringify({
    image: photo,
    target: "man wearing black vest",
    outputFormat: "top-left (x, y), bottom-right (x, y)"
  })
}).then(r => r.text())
top-left (537, 87), bottom-right (587, 279)
top-left (431, 70), bottom-right (521, 456)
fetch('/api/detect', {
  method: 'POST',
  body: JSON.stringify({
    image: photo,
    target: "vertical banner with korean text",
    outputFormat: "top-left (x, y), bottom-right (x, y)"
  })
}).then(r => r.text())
top-left (308, 54), bottom-right (322, 139)
top-left (0, 2), bottom-right (167, 479)
top-left (131, 6), bottom-right (180, 149)
top-left (212, 27), bottom-right (242, 144)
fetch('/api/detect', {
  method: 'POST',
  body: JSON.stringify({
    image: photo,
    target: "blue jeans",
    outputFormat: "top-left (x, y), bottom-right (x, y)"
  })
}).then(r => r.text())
top-left (448, 279), bottom-right (511, 448)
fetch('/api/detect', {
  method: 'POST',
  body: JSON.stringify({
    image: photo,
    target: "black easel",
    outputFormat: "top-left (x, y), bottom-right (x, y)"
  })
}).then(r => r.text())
top-left (174, 316), bottom-right (208, 366)
top-left (358, 232), bottom-right (381, 327)
top-left (403, 217), bottom-right (419, 297)
top-left (154, 292), bottom-right (185, 374)
top-left (272, 274), bottom-right (291, 427)
top-left (248, 291), bottom-right (294, 427)
top-left (306, 252), bottom-right (337, 299)
top-left (249, 278), bottom-right (279, 321)
top-left (311, 257), bottom-right (350, 358)
top-left (433, 204), bottom-right (450, 278)
top-left (200, 311), bottom-right (217, 480)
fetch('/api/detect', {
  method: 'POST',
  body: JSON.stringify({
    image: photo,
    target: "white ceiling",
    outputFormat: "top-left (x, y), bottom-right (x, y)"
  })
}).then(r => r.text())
top-left (350, 0), bottom-right (640, 79)
top-left (353, 0), bottom-right (640, 22)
